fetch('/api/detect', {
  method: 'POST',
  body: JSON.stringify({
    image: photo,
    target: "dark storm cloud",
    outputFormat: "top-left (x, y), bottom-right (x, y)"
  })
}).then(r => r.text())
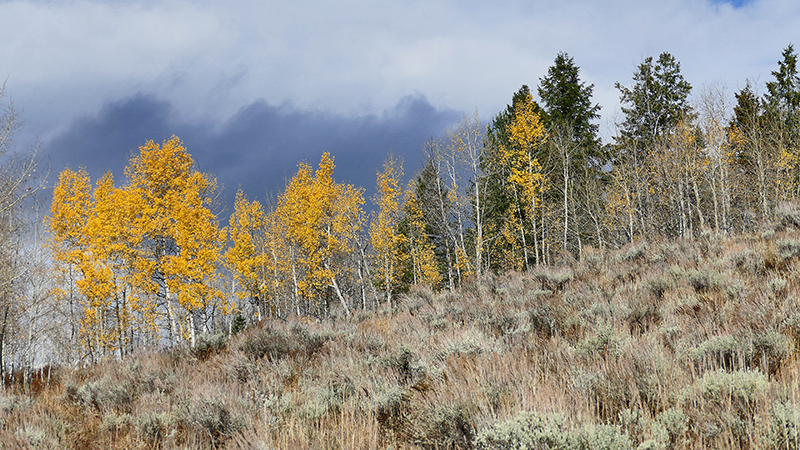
top-left (46, 93), bottom-right (461, 212)
top-left (48, 94), bottom-right (177, 178)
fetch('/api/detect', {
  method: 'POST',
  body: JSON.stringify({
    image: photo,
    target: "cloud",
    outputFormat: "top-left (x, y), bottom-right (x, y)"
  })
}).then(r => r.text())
top-left (6, 0), bottom-right (800, 206)
top-left (45, 93), bottom-right (462, 211)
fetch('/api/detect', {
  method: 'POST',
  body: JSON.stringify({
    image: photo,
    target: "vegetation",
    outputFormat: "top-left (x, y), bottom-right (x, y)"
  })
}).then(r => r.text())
top-left (1, 223), bottom-right (800, 448)
top-left (1, 45), bottom-right (800, 448)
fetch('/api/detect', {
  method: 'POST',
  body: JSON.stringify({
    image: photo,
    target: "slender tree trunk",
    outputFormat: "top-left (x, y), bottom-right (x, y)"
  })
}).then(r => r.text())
top-left (693, 178), bottom-right (705, 231)
top-left (326, 262), bottom-right (350, 316)
top-left (563, 160), bottom-right (569, 252)
top-left (166, 287), bottom-right (177, 348)
top-left (189, 313), bottom-right (196, 348)
top-left (0, 303), bottom-right (8, 384)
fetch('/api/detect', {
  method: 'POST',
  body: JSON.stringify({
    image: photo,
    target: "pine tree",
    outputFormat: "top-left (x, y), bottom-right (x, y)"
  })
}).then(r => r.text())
top-left (615, 52), bottom-right (693, 161)
top-left (537, 52), bottom-right (604, 256)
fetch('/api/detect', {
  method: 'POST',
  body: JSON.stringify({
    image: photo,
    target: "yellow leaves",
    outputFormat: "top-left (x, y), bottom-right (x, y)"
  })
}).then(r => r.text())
top-left (226, 190), bottom-right (267, 301)
top-left (776, 146), bottom-right (799, 196)
top-left (501, 91), bottom-right (547, 208)
top-left (276, 152), bottom-right (365, 306)
top-left (370, 155), bottom-right (404, 296)
top-left (48, 135), bottom-right (226, 353)
top-left (48, 168), bottom-right (92, 259)
top-left (402, 179), bottom-right (442, 289)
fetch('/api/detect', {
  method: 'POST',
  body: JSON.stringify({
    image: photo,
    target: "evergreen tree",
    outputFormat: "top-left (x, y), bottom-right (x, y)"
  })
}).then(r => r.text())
top-left (537, 52), bottom-right (605, 256)
top-left (615, 52), bottom-right (693, 160)
top-left (765, 44), bottom-right (800, 117)
top-left (538, 52), bottom-right (601, 151)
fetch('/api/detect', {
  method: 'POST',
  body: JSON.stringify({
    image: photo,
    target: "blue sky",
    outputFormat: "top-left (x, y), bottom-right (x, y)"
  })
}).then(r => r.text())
top-left (1, 0), bottom-right (797, 209)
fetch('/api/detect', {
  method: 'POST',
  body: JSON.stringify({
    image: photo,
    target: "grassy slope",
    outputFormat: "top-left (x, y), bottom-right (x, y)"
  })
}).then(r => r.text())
top-left (3, 221), bottom-right (800, 449)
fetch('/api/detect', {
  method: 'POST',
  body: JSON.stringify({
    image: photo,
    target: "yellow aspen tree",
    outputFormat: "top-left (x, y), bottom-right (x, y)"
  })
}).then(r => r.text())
top-left (84, 173), bottom-right (137, 358)
top-left (277, 153), bottom-right (364, 316)
top-left (49, 170), bottom-right (121, 360)
top-left (49, 169), bottom-right (104, 360)
top-left (502, 91), bottom-right (548, 267)
top-left (263, 207), bottom-right (292, 317)
top-left (162, 172), bottom-right (226, 346)
top-left (370, 154), bottom-right (404, 307)
top-left (125, 136), bottom-right (226, 347)
top-left (49, 169), bottom-right (92, 262)
top-left (401, 179), bottom-right (442, 289)
top-left (604, 166), bottom-right (639, 244)
top-left (226, 189), bottom-right (270, 318)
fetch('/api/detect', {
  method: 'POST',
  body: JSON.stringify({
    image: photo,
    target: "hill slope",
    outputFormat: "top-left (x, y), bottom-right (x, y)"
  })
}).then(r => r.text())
top-left (2, 221), bottom-right (800, 449)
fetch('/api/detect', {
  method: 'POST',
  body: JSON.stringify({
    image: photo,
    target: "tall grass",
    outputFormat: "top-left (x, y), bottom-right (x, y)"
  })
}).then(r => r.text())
top-left (2, 224), bottom-right (800, 448)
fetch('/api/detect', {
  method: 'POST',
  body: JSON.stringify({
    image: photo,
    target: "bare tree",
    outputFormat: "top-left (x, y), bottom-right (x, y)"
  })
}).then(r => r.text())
top-left (0, 83), bottom-right (46, 380)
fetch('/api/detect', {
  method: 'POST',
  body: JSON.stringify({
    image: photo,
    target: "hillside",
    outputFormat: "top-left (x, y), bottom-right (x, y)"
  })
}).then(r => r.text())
top-left (2, 213), bottom-right (800, 449)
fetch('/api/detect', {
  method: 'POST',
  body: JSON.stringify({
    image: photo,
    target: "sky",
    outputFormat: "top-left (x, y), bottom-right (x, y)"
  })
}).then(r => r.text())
top-left (1, 0), bottom-right (798, 211)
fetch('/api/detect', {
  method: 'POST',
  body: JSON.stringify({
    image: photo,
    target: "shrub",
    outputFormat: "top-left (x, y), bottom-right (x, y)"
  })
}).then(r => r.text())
top-left (383, 345), bottom-right (425, 385)
top-left (681, 369), bottom-right (769, 447)
top-left (729, 248), bottom-right (766, 276)
top-left (298, 376), bottom-right (356, 421)
top-left (777, 238), bottom-right (800, 260)
top-left (776, 202), bottom-right (800, 230)
top-left (137, 412), bottom-right (170, 443)
top-left (621, 241), bottom-right (649, 263)
top-left (475, 411), bottom-right (632, 450)
top-left (534, 266), bottom-right (574, 291)
top-left (192, 333), bottom-right (227, 361)
top-left (768, 402), bottom-right (800, 450)
top-left (239, 324), bottom-right (329, 362)
top-left (685, 268), bottom-right (719, 293)
top-left (576, 423), bottom-right (632, 450)
top-left (753, 330), bottom-right (792, 375)
top-left (240, 325), bottom-right (292, 361)
top-left (475, 411), bottom-right (574, 450)
top-left (375, 385), bottom-right (411, 438)
top-left (644, 275), bottom-right (672, 300)
top-left (578, 324), bottom-right (624, 362)
top-left (183, 395), bottom-right (246, 447)
top-left (653, 407), bottom-right (688, 448)
top-left (693, 334), bottom-right (749, 372)
top-left (412, 401), bottom-right (476, 450)
top-left (626, 295), bottom-right (661, 336)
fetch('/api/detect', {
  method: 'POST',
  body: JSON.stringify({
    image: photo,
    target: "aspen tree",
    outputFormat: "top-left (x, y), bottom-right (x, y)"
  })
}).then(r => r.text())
top-left (504, 91), bottom-right (548, 267)
top-left (400, 179), bottom-right (442, 289)
top-left (277, 153), bottom-right (364, 316)
top-left (447, 113), bottom-right (487, 275)
top-left (698, 84), bottom-right (734, 234)
top-left (124, 136), bottom-right (225, 347)
top-left (226, 190), bottom-right (269, 318)
top-left (370, 154), bottom-right (404, 307)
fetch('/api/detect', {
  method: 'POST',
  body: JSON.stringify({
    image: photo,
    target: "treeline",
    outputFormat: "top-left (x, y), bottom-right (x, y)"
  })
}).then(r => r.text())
top-left (3, 45), bottom-right (800, 369)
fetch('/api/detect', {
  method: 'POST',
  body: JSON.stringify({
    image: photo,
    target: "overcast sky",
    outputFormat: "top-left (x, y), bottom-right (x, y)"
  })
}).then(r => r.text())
top-left (1, 0), bottom-right (797, 210)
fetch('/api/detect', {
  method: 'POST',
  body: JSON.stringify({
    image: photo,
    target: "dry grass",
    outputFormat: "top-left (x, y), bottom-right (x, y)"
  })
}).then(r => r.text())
top-left (3, 225), bottom-right (800, 449)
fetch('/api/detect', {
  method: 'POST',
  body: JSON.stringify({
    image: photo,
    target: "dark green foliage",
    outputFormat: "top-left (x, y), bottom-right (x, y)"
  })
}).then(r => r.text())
top-left (538, 52), bottom-right (602, 151)
top-left (231, 312), bottom-right (247, 335)
top-left (615, 52), bottom-right (693, 160)
top-left (766, 44), bottom-right (800, 117)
